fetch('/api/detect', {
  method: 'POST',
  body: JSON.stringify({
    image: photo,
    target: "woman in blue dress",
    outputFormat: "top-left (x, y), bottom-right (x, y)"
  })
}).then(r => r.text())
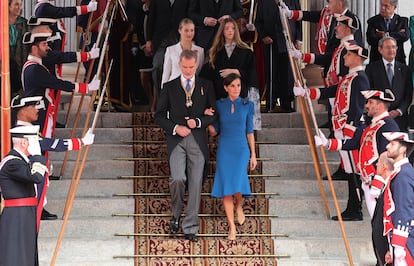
top-left (207, 73), bottom-right (257, 240)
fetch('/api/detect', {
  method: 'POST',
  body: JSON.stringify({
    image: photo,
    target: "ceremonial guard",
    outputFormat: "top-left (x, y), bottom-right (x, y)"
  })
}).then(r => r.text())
top-left (315, 88), bottom-right (400, 219)
top-left (11, 95), bottom-right (95, 223)
top-left (0, 125), bottom-right (47, 266)
top-left (382, 132), bottom-right (414, 265)
top-left (294, 40), bottom-right (370, 221)
top-left (21, 30), bottom-right (100, 138)
top-left (33, 0), bottom-right (98, 129)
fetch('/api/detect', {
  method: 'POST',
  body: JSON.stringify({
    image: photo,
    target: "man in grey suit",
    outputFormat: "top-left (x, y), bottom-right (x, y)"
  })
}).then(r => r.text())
top-left (365, 36), bottom-right (413, 131)
top-left (155, 50), bottom-right (217, 242)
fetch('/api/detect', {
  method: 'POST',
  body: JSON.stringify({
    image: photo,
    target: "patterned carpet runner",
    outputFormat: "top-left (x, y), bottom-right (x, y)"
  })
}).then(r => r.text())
top-left (132, 112), bottom-right (278, 265)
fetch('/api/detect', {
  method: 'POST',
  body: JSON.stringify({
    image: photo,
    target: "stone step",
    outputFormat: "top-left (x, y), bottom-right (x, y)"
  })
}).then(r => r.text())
top-left (57, 111), bottom-right (330, 129)
top-left (268, 197), bottom-right (370, 219)
top-left (39, 217), bottom-right (133, 239)
top-left (51, 160), bottom-right (134, 179)
top-left (45, 198), bottom-right (134, 218)
top-left (263, 161), bottom-right (340, 179)
top-left (57, 111), bottom-right (133, 128)
top-left (48, 144), bottom-right (133, 161)
top-left (260, 144), bottom-right (339, 162)
top-left (261, 112), bottom-right (328, 128)
top-left (265, 179), bottom-right (349, 198)
top-left (46, 179), bottom-right (133, 199)
top-left (271, 217), bottom-right (371, 238)
top-left (256, 128), bottom-right (331, 144)
top-left (38, 238), bottom-right (133, 266)
top-left (54, 128), bottom-right (132, 144)
top-left (274, 238), bottom-right (376, 265)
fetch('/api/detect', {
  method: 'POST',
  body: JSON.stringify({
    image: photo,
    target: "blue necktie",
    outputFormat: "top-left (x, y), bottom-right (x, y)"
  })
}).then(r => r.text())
top-left (186, 79), bottom-right (191, 92)
top-left (385, 18), bottom-right (391, 31)
top-left (387, 63), bottom-right (393, 85)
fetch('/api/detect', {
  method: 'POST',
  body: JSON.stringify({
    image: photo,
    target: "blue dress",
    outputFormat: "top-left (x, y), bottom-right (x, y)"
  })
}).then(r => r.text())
top-left (211, 97), bottom-right (254, 198)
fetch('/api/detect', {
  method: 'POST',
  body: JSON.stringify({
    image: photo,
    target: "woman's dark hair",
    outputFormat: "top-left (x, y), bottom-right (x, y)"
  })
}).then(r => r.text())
top-left (223, 73), bottom-right (241, 87)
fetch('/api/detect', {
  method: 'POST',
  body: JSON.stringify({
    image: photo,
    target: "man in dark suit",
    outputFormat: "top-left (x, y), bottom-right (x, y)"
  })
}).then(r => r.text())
top-left (155, 50), bottom-right (217, 242)
top-left (255, 0), bottom-right (302, 113)
top-left (366, 0), bottom-right (409, 63)
top-left (365, 36), bottom-right (413, 131)
top-left (371, 152), bottom-right (394, 266)
top-left (188, 0), bottom-right (242, 50)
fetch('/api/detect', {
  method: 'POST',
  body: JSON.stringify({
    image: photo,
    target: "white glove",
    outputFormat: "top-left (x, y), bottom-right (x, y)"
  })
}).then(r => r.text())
top-left (87, 0), bottom-right (98, 12)
top-left (88, 47), bottom-right (100, 59)
top-left (82, 128), bottom-right (95, 146)
top-left (293, 85), bottom-right (306, 97)
top-left (281, 4), bottom-right (293, 19)
top-left (314, 129), bottom-right (328, 147)
top-left (28, 137), bottom-right (42, 156)
top-left (289, 47), bottom-right (302, 60)
top-left (88, 78), bottom-right (101, 92)
top-left (394, 246), bottom-right (407, 265)
top-left (131, 47), bottom-right (139, 56)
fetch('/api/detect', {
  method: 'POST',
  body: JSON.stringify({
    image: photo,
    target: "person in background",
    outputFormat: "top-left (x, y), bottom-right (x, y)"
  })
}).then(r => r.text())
top-left (188, 0), bottom-right (242, 50)
top-left (208, 73), bottom-right (257, 240)
top-left (371, 152), bottom-right (394, 266)
top-left (409, 15), bottom-right (414, 86)
top-left (365, 36), bottom-right (413, 132)
top-left (366, 0), bottom-right (409, 63)
top-left (314, 88), bottom-right (400, 220)
top-left (11, 95), bottom-right (95, 222)
top-left (201, 17), bottom-right (257, 100)
top-left (162, 18), bottom-right (204, 88)
top-left (7, 0), bottom-right (28, 99)
top-left (255, 0), bottom-right (302, 113)
top-left (155, 50), bottom-right (216, 242)
top-left (0, 125), bottom-right (47, 266)
top-left (382, 132), bottom-right (414, 265)
top-left (294, 40), bottom-right (369, 221)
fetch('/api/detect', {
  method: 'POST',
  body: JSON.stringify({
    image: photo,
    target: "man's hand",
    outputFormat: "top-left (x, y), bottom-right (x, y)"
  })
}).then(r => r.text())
top-left (176, 125), bottom-right (191, 137)
top-left (218, 15), bottom-right (230, 23)
top-left (389, 110), bottom-right (400, 118)
top-left (89, 47), bottom-right (100, 59)
top-left (144, 41), bottom-right (153, 56)
top-left (280, 3), bottom-right (293, 19)
top-left (82, 128), bottom-right (95, 146)
top-left (88, 78), bottom-right (101, 92)
top-left (289, 46), bottom-right (302, 60)
top-left (293, 85), bottom-right (306, 97)
top-left (186, 118), bottom-right (197, 129)
top-left (314, 129), bottom-right (329, 147)
top-left (262, 36), bottom-right (273, 45)
top-left (87, 0), bottom-right (98, 12)
top-left (204, 107), bottom-right (215, 116)
top-left (204, 17), bottom-right (217, 27)
top-left (28, 138), bottom-right (42, 156)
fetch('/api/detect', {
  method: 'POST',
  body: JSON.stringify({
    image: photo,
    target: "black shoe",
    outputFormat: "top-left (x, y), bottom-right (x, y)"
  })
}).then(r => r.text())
top-left (169, 217), bottom-right (180, 234)
top-left (49, 175), bottom-right (62, 180)
top-left (322, 168), bottom-right (349, 181)
top-left (41, 209), bottom-right (58, 220)
top-left (55, 121), bottom-right (66, 128)
top-left (332, 211), bottom-right (363, 221)
top-left (184, 233), bottom-right (199, 242)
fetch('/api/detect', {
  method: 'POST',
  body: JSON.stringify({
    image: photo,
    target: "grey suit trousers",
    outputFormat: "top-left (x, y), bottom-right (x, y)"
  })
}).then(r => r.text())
top-left (169, 133), bottom-right (204, 234)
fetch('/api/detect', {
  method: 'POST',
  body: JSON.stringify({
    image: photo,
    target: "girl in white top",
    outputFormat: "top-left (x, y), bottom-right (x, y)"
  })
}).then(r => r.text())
top-left (161, 18), bottom-right (204, 88)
